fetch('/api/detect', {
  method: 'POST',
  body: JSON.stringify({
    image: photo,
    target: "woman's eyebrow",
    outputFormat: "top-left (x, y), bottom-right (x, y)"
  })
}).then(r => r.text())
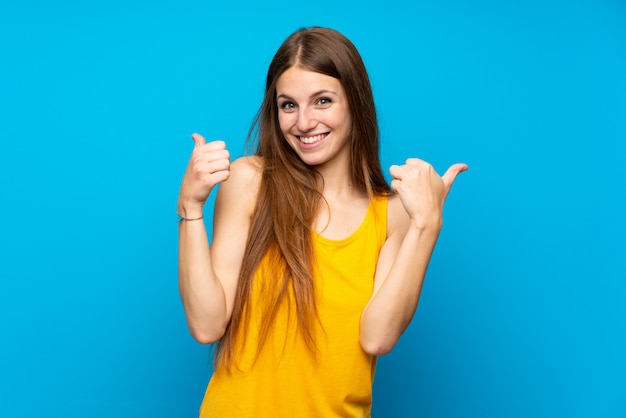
top-left (276, 90), bottom-right (338, 100)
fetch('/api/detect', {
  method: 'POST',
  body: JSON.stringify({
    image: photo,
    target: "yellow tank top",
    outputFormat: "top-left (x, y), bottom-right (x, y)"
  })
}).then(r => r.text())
top-left (200, 196), bottom-right (388, 418)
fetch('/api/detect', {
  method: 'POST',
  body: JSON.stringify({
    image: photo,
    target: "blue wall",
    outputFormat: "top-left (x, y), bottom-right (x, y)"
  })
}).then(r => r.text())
top-left (1, 0), bottom-right (624, 417)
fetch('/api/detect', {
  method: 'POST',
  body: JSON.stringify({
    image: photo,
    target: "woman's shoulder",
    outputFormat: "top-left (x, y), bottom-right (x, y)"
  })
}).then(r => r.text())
top-left (229, 155), bottom-right (263, 183)
top-left (215, 156), bottom-right (263, 215)
top-left (385, 193), bottom-right (411, 238)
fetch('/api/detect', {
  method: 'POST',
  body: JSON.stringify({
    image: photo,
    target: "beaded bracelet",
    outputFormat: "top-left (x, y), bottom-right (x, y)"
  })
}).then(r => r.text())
top-left (177, 214), bottom-right (204, 222)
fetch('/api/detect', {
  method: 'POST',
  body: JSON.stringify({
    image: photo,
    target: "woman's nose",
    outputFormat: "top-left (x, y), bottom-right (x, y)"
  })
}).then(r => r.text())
top-left (296, 107), bottom-right (317, 132)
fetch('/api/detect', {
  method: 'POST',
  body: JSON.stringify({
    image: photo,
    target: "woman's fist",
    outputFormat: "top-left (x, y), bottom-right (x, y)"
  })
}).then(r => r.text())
top-left (178, 133), bottom-right (231, 216)
top-left (389, 159), bottom-right (467, 229)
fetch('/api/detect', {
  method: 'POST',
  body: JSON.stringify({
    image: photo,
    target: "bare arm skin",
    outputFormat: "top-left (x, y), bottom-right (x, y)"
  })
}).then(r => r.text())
top-left (359, 160), bottom-right (468, 356)
top-left (178, 133), bottom-right (259, 343)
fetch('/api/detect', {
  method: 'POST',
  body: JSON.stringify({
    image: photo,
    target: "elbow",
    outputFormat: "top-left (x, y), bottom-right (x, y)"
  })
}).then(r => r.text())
top-left (188, 322), bottom-right (227, 345)
top-left (359, 318), bottom-right (401, 356)
top-left (360, 336), bottom-right (397, 357)
top-left (192, 332), bottom-right (220, 345)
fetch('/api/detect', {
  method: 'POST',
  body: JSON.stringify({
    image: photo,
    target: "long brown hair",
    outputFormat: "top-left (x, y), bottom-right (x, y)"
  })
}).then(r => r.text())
top-left (215, 27), bottom-right (391, 370)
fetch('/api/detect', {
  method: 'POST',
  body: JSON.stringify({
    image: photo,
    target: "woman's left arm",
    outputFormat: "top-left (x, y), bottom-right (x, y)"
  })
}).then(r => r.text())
top-left (359, 159), bottom-right (468, 356)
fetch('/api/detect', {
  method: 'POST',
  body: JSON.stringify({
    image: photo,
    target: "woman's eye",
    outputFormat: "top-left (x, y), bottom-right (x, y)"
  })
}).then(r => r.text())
top-left (279, 101), bottom-right (296, 111)
top-left (316, 97), bottom-right (332, 106)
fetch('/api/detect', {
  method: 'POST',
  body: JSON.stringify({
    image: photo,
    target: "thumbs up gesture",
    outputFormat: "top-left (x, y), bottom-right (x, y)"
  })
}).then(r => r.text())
top-left (389, 159), bottom-right (467, 228)
top-left (178, 133), bottom-right (231, 214)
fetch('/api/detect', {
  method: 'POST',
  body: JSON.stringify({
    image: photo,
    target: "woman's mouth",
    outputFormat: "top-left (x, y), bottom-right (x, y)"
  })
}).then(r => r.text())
top-left (298, 133), bottom-right (328, 144)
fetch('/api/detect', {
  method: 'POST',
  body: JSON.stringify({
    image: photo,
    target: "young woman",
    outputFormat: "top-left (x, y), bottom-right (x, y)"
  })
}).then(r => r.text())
top-left (177, 26), bottom-right (467, 417)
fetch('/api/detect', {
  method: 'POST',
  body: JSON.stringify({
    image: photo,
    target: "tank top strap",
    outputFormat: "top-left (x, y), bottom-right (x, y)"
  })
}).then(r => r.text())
top-left (370, 194), bottom-right (388, 250)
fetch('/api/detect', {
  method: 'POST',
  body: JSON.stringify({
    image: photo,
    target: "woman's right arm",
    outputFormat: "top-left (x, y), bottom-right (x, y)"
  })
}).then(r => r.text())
top-left (177, 134), bottom-right (260, 344)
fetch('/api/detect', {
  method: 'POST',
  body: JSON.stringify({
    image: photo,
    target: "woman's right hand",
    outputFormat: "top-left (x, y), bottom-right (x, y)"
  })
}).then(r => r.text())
top-left (177, 133), bottom-right (231, 217)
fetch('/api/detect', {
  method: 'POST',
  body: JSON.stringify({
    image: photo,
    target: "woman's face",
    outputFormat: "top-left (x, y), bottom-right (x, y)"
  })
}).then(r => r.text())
top-left (276, 66), bottom-right (352, 169)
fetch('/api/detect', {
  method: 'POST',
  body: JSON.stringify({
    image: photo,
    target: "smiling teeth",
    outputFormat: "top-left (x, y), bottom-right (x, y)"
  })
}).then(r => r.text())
top-left (299, 134), bottom-right (326, 144)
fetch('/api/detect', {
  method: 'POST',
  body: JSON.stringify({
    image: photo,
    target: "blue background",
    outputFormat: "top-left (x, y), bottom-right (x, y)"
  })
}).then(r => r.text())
top-left (1, 0), bottom-right (624, 417)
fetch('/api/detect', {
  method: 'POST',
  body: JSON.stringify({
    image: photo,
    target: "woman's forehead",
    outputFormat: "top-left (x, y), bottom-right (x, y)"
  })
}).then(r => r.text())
top-left (276, 67), bottom-right (343, 99)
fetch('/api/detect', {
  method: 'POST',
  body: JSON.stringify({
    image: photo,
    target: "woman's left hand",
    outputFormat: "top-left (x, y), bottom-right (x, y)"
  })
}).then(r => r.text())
top-left (389, 159), bottom-right (468, 229)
